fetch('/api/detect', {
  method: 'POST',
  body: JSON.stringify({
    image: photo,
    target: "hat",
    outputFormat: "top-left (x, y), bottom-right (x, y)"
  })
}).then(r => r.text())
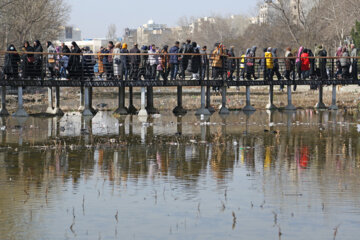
top-left (122, 43), bottom-right (127, 49)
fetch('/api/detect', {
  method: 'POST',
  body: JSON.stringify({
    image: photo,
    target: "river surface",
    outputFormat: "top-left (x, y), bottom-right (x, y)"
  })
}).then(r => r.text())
top-left (0, 110), bottom-right (360, 240)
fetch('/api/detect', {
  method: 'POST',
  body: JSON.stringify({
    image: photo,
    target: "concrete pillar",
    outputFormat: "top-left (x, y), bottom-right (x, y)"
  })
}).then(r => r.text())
top-left (243, 86), bottom-right (256, 112)
top-left (13, 87), bottom-right (28, 117)
top-left (0, 87), bottom-right (9, 116)
top-left (78, 87), bottom-right (85, 111)
top-left (173, 86), bottom-right (187, 115)
top-left (206, 86), bottom-right (215, 113)
top-left (138, 87), bottom-right (148, 116)
top-left (82, 87), bottom-right (94, 116)
top-left (284, 85), bottom-right (296, 111)
top-left (89, 87), bottom-right (97, 115)
top-left (128, 87), bottom-right (138, 114)
top-left (146, 87), bottom-right (159, 114)
top-left (46, 87), bottom-right (54, 114)
top-left (328, 85), bottom-right (338, 110)
top-left (219, 86), bottom-right (230, 115)
top-left (314, 85), bottom-right (327, 109)
top-left (53, 87), bottom-right (64, 116)
top-left (114, 87), bottom-right (128, 115)
top-left (196, 86), bottom-right (211, 115)
top-left (266, 85), bottom-right (277, 110)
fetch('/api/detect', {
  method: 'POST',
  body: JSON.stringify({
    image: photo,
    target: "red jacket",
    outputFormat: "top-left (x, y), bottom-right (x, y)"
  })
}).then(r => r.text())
top-left (301, 53), bottom-right (310, 71)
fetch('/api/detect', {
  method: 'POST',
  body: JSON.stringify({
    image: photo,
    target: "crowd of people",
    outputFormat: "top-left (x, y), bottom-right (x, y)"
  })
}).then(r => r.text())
top-left (2, 39), bottom-right (359, 91)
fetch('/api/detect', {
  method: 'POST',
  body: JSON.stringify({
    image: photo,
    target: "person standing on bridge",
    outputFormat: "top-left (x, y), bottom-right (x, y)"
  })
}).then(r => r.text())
top-left (179, 39), bottom-right (192, 80)
top-left (227, 46), bottom-right (236, 81)
top-left (120, 43), bottom-right (129, 81)
top-left (300, 49), bottom-right (310, 79)
top-left (129, 43), bottom-right (140, 80)
top-left (350, 44), bottom-right (358, 81)
top-left (190, 42), bottom-right (201, 81)
top-left (210, 43), bottom-right (223, 80)
top-left (285, 47), bottom-right (295, 90)
top-left (33, 40), bottom-right (43, 79)
top-left (271, 48), bottom-right (282, 86)
top-left (113, 42), bottom-right (122, 80)
top-left (200, 46), bottom-right (208, 80)
top-left (169, 41), bottom-right (180, 81)
top-left (265, 47), bottom-right (273, 81)
top-left (21, 41), bottom-right (34, 79)
top-left (106, 41), bottom-right (115, 80)
top-left (68, 41), bottom-right (82, 79)
top-left (246, 46), bottom-right (258, 80)
top-left (138, 46), bottom-right (148, 80)
top-left (296, 47), bottom-right (304, 80)
top-left (3, 44), bottom-right (20, 79)
top-left (148, 44), bottom-right (158, 81)
top-left (340, 47), bottom-right (351, 79)
top-left (46, 41), bottom-right (56, 80)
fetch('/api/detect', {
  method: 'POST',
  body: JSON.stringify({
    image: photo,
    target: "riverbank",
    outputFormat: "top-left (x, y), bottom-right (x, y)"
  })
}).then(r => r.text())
top-left (3, 85), bottom-right (360, 114)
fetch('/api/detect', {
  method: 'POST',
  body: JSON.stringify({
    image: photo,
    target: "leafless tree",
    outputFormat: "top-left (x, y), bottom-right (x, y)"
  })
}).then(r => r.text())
top-left (0, 0), bottom-right (69, 50)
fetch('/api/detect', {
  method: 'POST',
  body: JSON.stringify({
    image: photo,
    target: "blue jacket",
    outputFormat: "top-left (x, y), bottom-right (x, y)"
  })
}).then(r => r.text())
top-left (169, 46), bottom-right (179, 64)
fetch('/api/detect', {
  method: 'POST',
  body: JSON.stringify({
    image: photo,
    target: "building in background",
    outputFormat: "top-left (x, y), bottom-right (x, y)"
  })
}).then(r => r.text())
top-left (57, 26), bottom-right (82, 42)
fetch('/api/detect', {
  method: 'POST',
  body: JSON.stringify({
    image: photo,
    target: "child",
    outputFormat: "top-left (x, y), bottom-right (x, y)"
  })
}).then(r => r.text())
top-left (59, 54), bottom-right (69, 80)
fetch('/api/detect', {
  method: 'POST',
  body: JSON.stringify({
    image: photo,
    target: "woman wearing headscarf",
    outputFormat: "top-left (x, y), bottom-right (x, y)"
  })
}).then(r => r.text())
top-left (68, 41), bottom-right (82, 79)
top-left (22, 41), bottom-right (35, 79)
top-left (340, 47), bottom-right (351, 79)
top-left (46, 41), bottom-right (56, 79)
top-left (295, 46), bottom-right (304, 80)
top-left (33, 40), bottom-right (43, 78)
top-left (190, 42), bottom-right (201, 80)
top-left (3, 44), bottom-right (20, 79)
top-left (113, 42), bottom-right (122, 80)
top-left (246, 46), bottom-right (257, 80)
top-left (157, 45), bottom-right (170, 81)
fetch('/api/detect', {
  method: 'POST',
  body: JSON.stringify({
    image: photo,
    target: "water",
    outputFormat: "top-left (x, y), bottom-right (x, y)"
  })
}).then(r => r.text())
top-left (0, 110), bottom-right (360, 240)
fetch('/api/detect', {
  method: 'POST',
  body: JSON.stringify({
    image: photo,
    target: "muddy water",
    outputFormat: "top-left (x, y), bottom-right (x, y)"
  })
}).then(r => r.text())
top-left (0, 110), bottom-right (360, 240)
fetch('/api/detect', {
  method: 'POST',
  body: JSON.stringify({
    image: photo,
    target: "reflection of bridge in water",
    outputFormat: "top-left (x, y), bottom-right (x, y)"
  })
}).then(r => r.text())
top-left (1, 52), bottom-right (359, 117)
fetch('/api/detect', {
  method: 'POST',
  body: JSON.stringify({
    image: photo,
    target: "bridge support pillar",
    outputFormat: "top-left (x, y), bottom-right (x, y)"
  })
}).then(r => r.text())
top-left (114, 87), bottom-right (128, 115)
top-left (78, 87), bottom-right (85, 111)
top-left (146, 87), bottom-right (159, 114)
top-left (53, 87), bottom-right (64, 116)
top-left (243, 86), bottom-right (256, 112)
top-left (219, 86), bottom-right (230, 115)
top-left (206, 86), bottom-right (215, 113)
top-left (0, 87), bottom-right (9, 116)
top-left (328, 85), bottom-right (338, 110)
top-left (82, 87), bottom-right (94, 116)
top-left (284, 85), bottom-right (296, 111)
top-left (196, 86), bottom-right (211, 116)
top-left (314, 85), bottom-right (327, 109)
top-left (89, 87), bottom-right (97, 115)
top-left (173, 86), bottom-right (187, 115)
top-left (128, 87), bottom-right (138, 114)
top-left (266, 85), bottom-right (277, 110)
top-left (13, 87), bottom-right (28, 117)
top-left (46, 87), bottom-right (54, 114)
top-left (138, 87), bottom-right (148, 116)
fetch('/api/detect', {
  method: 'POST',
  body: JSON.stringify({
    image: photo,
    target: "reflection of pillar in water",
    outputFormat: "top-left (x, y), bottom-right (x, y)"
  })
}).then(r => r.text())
top-left (0, 117), bottom-right (7, 144)
top-left (286, 111), bottom-right (295, 133)
top-left (146, 117), bottom-right (154, 144)
top-left (18, 150), bottom-right (24, 176)
top-left (129, 115), bottom-right (134, 136)
top-left (139, 116), bottom-right (147, 144)
top-left (82, 115), bottom-right (93, 144)
top-left (244, 111), bottom-right (255, 135)
top-left (54, 116), bottom-right (61, 138)
top-left (220, 115), bottom-right (227, 137)
top-left (15, 117), bottom-right (27, 146)
top-left (47, 118), bottom-right (53, 138)
top-left (177, 116), bottom-right (182, 135)
top-left (118, 116), bottom-right (126, 140)
top-left (267, 110), bottom-right (275, 131)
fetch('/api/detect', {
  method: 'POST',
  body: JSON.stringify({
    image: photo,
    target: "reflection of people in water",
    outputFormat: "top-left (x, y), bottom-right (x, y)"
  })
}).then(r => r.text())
top-left (264, 147), bottom-right (271, 169)
top-left (299, 146), bottom-right (309, 169)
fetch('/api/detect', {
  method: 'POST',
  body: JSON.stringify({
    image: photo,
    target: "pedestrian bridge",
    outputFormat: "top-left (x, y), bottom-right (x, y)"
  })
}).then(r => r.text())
top-left (0, 51), bottom-right (359, 117)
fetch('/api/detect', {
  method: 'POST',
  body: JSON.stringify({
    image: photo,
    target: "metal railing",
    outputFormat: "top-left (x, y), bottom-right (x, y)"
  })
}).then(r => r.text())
top-left (0, 51), bottom-right (359, 85)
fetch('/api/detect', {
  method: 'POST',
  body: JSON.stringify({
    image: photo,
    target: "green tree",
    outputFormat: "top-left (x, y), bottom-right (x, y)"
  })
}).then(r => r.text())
top-left (351, 20), bottom-right (360, 50)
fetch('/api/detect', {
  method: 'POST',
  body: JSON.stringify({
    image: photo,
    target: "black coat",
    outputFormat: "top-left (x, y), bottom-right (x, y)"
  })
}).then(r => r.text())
top-left (190, 48), bottom-right (201, 73)
top-left (129, 47), bottom-right (140, 65)
top-left (69, 47), bottom-right (82, 76)
top-left (3, 47), bottom-right (20, 76)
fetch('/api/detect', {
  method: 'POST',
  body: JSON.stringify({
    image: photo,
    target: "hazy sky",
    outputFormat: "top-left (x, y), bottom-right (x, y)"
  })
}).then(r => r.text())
top-left (66, 0), bottom-right (258, 39)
